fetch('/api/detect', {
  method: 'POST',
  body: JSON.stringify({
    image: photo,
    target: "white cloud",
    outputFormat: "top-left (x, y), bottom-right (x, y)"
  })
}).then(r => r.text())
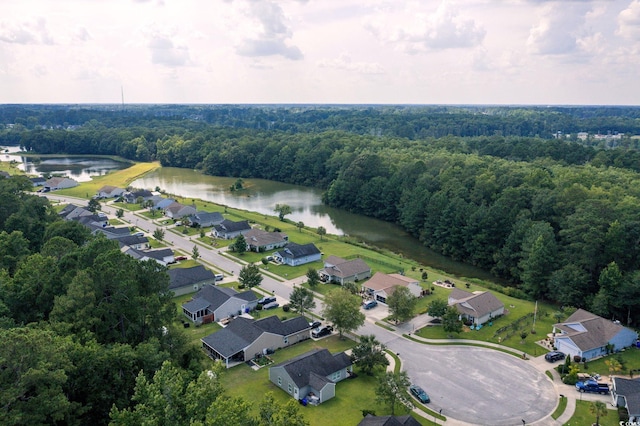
top-left (148, 35), bottom-right (191, 67)
top-left (0, 17), bottom-right (54, 45)
top-left (527, 2), bottom-right (595, 57)
top-left (234, 0), bottom-right (303, 60)
top-left (365, 1), bottom-right (485, 53)
top-left (617, 0), bottom-right (640, 40)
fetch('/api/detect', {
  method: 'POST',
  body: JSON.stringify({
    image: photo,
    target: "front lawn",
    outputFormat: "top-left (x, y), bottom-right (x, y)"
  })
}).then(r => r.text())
top-left (564, 400), bottom-right (619, 426)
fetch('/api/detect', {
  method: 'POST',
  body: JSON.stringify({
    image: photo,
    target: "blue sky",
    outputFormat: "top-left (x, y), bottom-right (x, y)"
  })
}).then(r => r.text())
top-left (1, 0), bottom-right (639, 105)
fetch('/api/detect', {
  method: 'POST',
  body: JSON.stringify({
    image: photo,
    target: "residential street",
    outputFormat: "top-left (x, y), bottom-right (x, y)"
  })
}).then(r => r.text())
top-left (45, 193), bottom-right (582, 425)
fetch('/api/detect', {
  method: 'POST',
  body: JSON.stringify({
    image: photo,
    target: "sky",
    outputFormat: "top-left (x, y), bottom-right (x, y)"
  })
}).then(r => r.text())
top-left (1, 0), bottom-right (639, 105)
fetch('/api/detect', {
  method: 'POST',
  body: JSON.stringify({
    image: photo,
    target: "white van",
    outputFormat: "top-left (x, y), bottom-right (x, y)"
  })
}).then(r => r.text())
top-left (214, 274), bottom-right (224, 282)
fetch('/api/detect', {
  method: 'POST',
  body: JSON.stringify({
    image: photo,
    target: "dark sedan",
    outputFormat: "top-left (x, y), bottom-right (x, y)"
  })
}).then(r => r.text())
top-left (544, 351), bottom-right (565, 362)
top-left (409, 385), bottom-right (430, 403)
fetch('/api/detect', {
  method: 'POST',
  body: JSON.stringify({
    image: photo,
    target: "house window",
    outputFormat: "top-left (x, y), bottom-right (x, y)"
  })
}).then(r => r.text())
top-left (278, 377), bottom-right (282, 386)
top-left (283, 336), bottom-right (289, 344)
top-left (332, 371), bottom-right (341, 381)
top-left (287, 383), bottom-right (292, 394)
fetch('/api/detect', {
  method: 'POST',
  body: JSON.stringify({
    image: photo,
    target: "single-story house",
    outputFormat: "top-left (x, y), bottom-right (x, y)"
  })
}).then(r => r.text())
top-left (168, 265), bottom-right (217, 296)
top-left (269, 348), bottom-right (352, 404)
top-left (202, 315), bottom-right (311, 368)
top-left (244, 228), bottom-right (288, 252)
top-left (320, 255), bottom-right (371, 285)
top-left (123, 189), bottom-right (154, 204)
top-left (190, 211), bottom-right (224, 228)
top-left (612, 377), bottom-right (640, 422)
top-left (75, 214), bottom-right (109, 229)
top-left (273, 242), bottom-right (321, 266)
top-left (30, 177), bottom-right (46, 186)
top-left (358, 415), bottom-right (422, 426)
top-left (164, 202), bottom-right (197, 219)
top-left (552, 309), bottom-right (638, 361)
top-left (153, 197), bottom-right (175, 211)
top-left (93, 225), bottom-right (132, 239)
top-left (182, 284), bottom-right (258, 323)
top-left (123, 247), bottom-right (175, 266)
top-left (59, 204), bottom-right (93, 220)
top-left (212, 219), bottom-right (252, 239)
top-left (116, 235), bottom-right (150, 250)
top-left (362, 272), bottom-right (422, 304)
top-left (96, 185), bottom-right (126, 198)
top-left (45, 177), bottom-right (78, 190)
top-left (448, 288), bottom-right (504, 326)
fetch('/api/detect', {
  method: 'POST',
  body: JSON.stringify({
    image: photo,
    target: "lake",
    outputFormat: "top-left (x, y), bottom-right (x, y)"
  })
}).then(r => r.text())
top-left (131, 167), bottom-right (496, 280)
top-left (1, 145), bottom-right (130, 182)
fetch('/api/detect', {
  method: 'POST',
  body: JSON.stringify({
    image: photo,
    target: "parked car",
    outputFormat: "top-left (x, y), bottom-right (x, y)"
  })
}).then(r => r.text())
top-left (309, 320), bottom-right (321, 329)
top-left (311, 325), bottom-right (333, 338)
top-left (258, 296), bottom-right (277, 305)
top-left (575, 380), bottom-right (610, 394)
top-left (544, 351), bottom-right (565, 362)
top-left (262, 301), bottom-right (279, 310)
top-left (362, 299), bottom-right (378, 310)
top-left (214, 273), bottom-right (224, 281)
top-left (175, 256), bottom-right (187, 261)
top-left (409, 385), bottom-right (430, 403)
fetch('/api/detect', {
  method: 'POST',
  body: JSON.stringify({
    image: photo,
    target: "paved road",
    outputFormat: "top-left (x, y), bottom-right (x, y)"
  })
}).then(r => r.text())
top-left (45, 193), bottom-right (564, 425)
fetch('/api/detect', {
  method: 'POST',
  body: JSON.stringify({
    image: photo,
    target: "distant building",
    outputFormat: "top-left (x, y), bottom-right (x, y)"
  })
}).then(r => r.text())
top-left (45, 177), bottom-right (78, 190)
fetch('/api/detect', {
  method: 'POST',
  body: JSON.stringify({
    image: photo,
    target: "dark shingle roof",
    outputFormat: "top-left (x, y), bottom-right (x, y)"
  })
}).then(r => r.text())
top-left (276, 242), bottom-right (320, 260)
top-left (183, 284), bottom-right (257, 313)
top-left (254, 315), bottom-right (310, 336)
top-left (214, 219), bottom-right (251, 233)
top-left (201, 317), bottom-right (264, 358)
top-left (554, 309), bottom-right (633, 351)
top-left (192, 211), bottom-right (224, 225)
top-left (358, 415), bottom-right (422, 426)
top-left (613, 377), bottom-right (640, 416)
top-left (116, 235), bottom-right (149, 247)
top-left (168, 265), bottom-right (215, 289)
top-left (272, 348), bottom-right (352, 388)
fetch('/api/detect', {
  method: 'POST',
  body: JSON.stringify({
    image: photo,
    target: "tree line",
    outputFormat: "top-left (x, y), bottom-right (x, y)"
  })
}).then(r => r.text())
top-left (0, 177), bottom-right (308, 425)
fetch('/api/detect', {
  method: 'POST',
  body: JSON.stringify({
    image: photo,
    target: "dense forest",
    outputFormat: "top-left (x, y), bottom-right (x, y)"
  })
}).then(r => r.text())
top-left (0, 177), bottom-right (309, 425)
top-left (2, 104), bottom-right (640, 326)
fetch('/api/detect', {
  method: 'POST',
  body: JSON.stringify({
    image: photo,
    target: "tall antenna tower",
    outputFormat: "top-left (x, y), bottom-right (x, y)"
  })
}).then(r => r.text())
top-left (121, 86), bottom-right (125, 111)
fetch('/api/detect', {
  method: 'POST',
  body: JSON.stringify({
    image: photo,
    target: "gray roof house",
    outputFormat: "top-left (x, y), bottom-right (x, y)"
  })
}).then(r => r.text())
top-left (612, 377), bottom-right (640, 422)
top-left (182, 284), bottom-right (258, 323)
top-left (92, 226), bottom-right (132, 239)
top-left (448, 288), bottom-right (504, 327)
top-left (273, 242), bottom-right (321, 267)
top-left (96, 185), bottom-right (126, 198)
top-left (244, 228), bottom-right (288, 252)
top-left (123, 247), bottom-right (175, 266)
top-left (201, 315), bottom-right (311, 368)
top-left (153, 198), bottom-right (175, 211)
top-left (164, 202), bottom-right (197, 219)
top-left (116, 235), bottom-right (150, 250)
top-left (320, 255), bottom-right (371, 285)
top-left (123, 189), bottom-right (154, 204)
top-left (212, 219), bottom-right (252, 239)
top-left (358, 415), bottom-right (422, 426)
top-left (269, 348), bottom-right (353, 404)
top-left (552, 309), bottom-right (638, 361)
top-left (59, 204), bottom-right (93, 220)
top-left (168, 265), bottom-right (217, 296)
top-left (30, 177), bottom-right (46, 186)
top-left (362, 272), bottom-right (422, 304)
top-left (45, 177), bottom-right (78, 190)
top-left (190, 211), bottom-right (224, 228)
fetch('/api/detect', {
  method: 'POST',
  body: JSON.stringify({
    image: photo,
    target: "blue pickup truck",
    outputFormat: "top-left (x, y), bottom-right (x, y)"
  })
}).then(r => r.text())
top-left (575, 380), bottom-right (610, 395)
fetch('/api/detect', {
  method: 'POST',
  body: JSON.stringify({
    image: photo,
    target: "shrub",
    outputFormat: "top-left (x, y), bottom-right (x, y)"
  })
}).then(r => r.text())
top-left (619, 406), bottom-right (629, 422)
top-left (573, 355), bottom-right (582, 363)
top-left (282, 304), bottom-right (290, 312)
top-left (255, 304), bottom-right (263, 311)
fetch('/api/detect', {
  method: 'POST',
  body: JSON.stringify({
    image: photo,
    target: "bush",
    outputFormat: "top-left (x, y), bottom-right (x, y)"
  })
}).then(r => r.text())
top-left (619, 406), bottom-right (629, 422)
top-left (255, 304), bottom-right (263, 311)
top-left (282, 304), bottom-right (290, 312)
top-left (573, 355), bottom-right (582, 363)
top-left (238, 283), bottom-right (246, 289)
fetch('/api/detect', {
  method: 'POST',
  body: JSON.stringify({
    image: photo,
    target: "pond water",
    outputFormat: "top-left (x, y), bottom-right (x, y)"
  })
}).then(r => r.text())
top-left (1, 145), bottom-right (129, 182)
top-left (131, 167), bottom-right (497, 280)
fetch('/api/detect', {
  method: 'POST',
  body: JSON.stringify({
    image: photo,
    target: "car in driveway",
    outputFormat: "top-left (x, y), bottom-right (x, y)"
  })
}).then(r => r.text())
top-left (311, 325), bottom-right (333, 338)
top-left (309, 320), bottom-right (321, 329)
top-left (544, 351), bottom-right (565, 362)
top-left (262, 301), bottom-right (279, 310)
top-left (362, 299), bottom-right (378, 310)
top-left (409, 385), bottom-right (430, 403)
top-left (258, 296), bottom-right (276, 305)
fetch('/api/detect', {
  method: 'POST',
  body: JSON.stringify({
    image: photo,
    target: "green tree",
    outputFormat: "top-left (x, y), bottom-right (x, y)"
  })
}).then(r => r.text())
top-left (591, 261), bottom-right (623, 318)
top-left (231, 234), bottom-right (247, 255)
top-left (351, 335), bottom-right (388, 376)
top-left (316, 226), bottom-right (326, 241)
top-left (442, 306), bottom-right (463, 336)
top-left (87, 198), bottom-right (101, 212)
top-left (0, 230), bottom-right (31, 275)
top-left (41, 235), bottom-right (77, 262)
top-left (258, 392), bottom-right (309, 426)
top-left (116, 208), bottom-right (124, 218)
top-left (386, 285), bottom-right (417, 324)
top-left (274, 204), bottom-right (292, 221)
top-left (588, 400), bottom-right (607, 426)
top-left (43, 219), bottom-right (91, 246)
top-left (306, 267), bottom-right (320, 288)
top-left (238, 264), bottom-right (263, 288)
top-left (289, 286), bottom-right (315, 316)
top-left (427, 298), bottom-right (448, 319)
top-left (322, 288), bottom-right (365, 339)
top-left (375, 371), bottom-right (413, 415)
top-left (519, 222), bottom-right (557, 300)
top-left (192, 245), bottom-right (200, 260)
top-left (296, 221), bottom-right (304, 232)
top-left (153, 228), bottom-right (165, 241)
top-left (205, 396), bottom-right (253, 426)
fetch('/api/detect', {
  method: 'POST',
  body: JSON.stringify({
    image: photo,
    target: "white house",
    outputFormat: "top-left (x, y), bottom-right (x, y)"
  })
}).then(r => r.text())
top-left (362, 272), bottom-right (422, 304)
top-left (45, 177), bottom-right (78, 190)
